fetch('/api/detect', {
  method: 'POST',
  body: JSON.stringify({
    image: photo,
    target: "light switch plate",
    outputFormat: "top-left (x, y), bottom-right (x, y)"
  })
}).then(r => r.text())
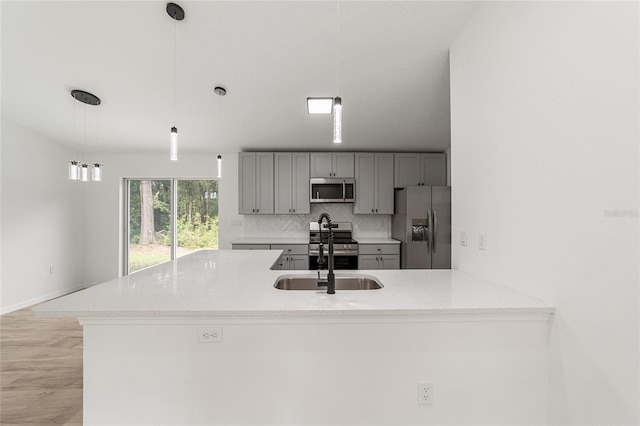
top-left (478, 234), bottom-right (488, 251)
top-left (459, 231), bottom-right (467, 247)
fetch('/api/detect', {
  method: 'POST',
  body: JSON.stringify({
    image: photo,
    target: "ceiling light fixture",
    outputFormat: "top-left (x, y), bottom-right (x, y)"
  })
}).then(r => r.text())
top-left (69, 89), bottom-right (102, 182)
top-left (167, 2), bottom-right (184, 161)
top-left (333, 1), bottom-right (342, 144)
top-left (214, 86), bottom-right (226, 179)
top-left (307, 97), bottom-right (333, 114)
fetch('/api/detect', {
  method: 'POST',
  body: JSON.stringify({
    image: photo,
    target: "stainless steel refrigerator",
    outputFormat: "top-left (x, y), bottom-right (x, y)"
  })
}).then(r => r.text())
top-left (391, 186), bottom-right (451, 269)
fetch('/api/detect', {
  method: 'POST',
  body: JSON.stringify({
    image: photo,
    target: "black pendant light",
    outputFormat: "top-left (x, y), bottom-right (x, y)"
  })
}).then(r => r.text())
top-left (69, 90), bottom-right (103, 182)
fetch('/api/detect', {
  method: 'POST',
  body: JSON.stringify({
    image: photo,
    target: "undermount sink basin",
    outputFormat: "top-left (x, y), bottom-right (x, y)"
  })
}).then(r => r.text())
top-left (274, 274), bottom-right (383, 291)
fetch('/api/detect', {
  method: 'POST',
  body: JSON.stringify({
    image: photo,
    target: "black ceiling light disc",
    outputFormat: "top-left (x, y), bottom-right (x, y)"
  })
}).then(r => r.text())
top-left (71, 90), bottom-right (101, 106)
top-left (214, 86), bottom-right (227, 96)
top-left (166, 3), bottom-right (185, 20)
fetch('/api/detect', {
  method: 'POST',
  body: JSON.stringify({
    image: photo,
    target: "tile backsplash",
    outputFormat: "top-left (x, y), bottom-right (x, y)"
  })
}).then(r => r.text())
top-left (241, 204), bottom-right (390, 239)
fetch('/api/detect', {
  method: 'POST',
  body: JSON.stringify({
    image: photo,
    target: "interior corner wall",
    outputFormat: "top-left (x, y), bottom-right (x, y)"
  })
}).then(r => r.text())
top-left (0, 119), bottom-right (85, 314)
top-left (82, 152), bottom-right (231, 285)
top-left (449, 2), bottom-right (639, 424)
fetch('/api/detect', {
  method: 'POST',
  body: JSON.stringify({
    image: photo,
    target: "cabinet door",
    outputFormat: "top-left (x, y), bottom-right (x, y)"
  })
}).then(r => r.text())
top-left (421, 153), bottom-right (447, 186)
top-left (358, 255), bottom-right (380, 270)
top-left (255, 153), bottom-right (274, 214)
top-left (375, 153), bottom-right (394, 214)
top-left (333, 153), bottom-right (354, 178)
top-left (274, 153), bottom-right (292, 214)
top-left (379, 255), bottom-right (400, 269)
top-left (310, 153), bottom-right (333, 177)
top-left (273, 255), bottom-right (286, 270)
top-left (238, 153), bottom-right (257, 214)
top-left (353, 153), bottom-right (375, 214)
top-left (394, 153), bottom-right (421, 188)
top-left (292, 153), bottom-right (310, 214)
top-left (289, 255), bottom-right (309, 270)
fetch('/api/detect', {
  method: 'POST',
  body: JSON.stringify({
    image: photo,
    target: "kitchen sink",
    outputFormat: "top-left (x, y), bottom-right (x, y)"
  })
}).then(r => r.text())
top-left (274, 274), bottom-right (383, 290)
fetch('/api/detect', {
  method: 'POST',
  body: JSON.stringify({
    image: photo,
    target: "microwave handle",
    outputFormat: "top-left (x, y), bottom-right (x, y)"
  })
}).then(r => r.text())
top-left (342, 180), bottom-right (346, 201)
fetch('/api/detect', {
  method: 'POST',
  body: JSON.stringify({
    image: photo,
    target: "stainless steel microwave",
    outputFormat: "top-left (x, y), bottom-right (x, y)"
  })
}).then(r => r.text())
top-left (310, 178), bottom-right (355, 203)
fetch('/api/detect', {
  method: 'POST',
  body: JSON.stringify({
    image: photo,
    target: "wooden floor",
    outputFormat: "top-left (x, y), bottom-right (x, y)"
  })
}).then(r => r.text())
top-left (0, 306), bottom-right (83, 426)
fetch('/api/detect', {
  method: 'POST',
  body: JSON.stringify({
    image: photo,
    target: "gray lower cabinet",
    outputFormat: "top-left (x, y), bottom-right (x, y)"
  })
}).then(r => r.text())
top-left (270, 244), bottom-right (309, 270)
top-left (358, 243), bottom-right (400, 269)
top-left (232, 243), bottom-right (309, 270)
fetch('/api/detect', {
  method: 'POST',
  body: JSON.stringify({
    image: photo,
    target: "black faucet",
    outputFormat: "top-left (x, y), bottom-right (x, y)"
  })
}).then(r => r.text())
top-left (317, 213), bottom-right (336, 294)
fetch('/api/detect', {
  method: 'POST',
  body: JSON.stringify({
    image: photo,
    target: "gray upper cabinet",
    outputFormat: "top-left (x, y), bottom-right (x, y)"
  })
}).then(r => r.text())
top-left (239, 152), bottom-right (274, 214)
top-left (354, 153), bottom-right (394, 215)
top-left (394, 153), bottom-right (447, 188)
top-left (310, 152), bottom-right (354, 178)
top-left (274, 153), bottom-right (310, 214)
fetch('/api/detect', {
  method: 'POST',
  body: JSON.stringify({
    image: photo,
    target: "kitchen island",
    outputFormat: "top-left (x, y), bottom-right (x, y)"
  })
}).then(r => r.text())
top-left (35, 250), bottom-right (553, 425)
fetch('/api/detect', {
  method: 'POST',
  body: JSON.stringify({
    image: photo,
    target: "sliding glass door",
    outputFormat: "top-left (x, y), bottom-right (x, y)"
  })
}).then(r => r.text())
top-left (125, 179), bottom-right (219, 274)
top-left (176, 180), bottom-right (219, 258)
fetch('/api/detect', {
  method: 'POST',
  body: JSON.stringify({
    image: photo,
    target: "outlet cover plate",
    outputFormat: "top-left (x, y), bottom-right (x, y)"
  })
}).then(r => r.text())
top-left (418, 381), bottom-right (433, 405)
top-left (198, 327), bottom-right (222, 343)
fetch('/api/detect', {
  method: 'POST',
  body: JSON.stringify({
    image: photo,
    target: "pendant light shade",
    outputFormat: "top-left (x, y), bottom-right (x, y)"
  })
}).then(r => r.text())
top-left (170, 127), bottom-right (178, 161)
top-left (217, 155), bottom-right (222, 178)
top-left (92, 163), bottom-right (103, 181)
top-left (333, 97), bottom-right (342, 144)
top-left (68, 161), bottom-right (80, 180)
top-left (80, 163), bottom-right (89, 182)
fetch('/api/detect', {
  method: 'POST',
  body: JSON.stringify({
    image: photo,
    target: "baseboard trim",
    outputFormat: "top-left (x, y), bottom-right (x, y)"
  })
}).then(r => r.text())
top-left (0, 285), bottom-right (87, 315)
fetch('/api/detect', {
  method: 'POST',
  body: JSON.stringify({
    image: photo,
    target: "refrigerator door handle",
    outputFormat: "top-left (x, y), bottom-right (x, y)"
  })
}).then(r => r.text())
top-left (432, 208), bottom-right (438, 254)
top-left (427, 208), bottom-right (433, 255)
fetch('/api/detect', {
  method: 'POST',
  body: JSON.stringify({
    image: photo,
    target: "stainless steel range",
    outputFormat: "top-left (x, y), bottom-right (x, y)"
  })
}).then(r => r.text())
top-left (308, 222), bottom-right (358, 270)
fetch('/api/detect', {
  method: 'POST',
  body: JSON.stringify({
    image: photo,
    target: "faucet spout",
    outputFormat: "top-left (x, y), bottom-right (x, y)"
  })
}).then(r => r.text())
top-left (317, 213), bottom-right (336, 294)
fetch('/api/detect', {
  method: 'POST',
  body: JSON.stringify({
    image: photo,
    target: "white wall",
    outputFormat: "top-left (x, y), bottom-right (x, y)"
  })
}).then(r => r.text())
top-left (1, 119), bottom-right (85, 313)
top-left (450, 2), bottom-right (639, 425)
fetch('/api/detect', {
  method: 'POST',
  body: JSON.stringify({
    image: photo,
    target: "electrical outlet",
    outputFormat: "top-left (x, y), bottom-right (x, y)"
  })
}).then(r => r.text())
top-left (49, 266), bottom-right (55, 275)
top-left (478, 233), bottom-right (488, 251)
top-left (198, 327), bottom-right (222, 343)
top-left (417, 381), bottom-right (433, 405)
top-left (459, 231), bottom-right (467, 247)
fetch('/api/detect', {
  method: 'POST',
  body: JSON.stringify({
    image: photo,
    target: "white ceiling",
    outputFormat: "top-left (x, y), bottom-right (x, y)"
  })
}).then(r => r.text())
top-left (1, 1), bottom-right (477, 155)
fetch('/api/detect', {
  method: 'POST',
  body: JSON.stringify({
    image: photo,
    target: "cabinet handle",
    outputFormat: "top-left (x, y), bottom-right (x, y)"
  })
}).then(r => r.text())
top-left (375, 209), bottom-right (378, 213)
top-left (371, 209), bottom-right (374, 213)
top-left (252, 208), bottom-right (255, 213)
top-left (293, 209), bottom-right (295, 213)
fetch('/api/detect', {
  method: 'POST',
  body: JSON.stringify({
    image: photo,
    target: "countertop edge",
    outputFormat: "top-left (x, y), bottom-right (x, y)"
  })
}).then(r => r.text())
top-left (33, 307), bottom-right (555, 320)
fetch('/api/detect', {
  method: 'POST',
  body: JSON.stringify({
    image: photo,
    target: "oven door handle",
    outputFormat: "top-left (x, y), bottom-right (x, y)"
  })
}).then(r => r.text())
top-left (309, 250), bottom-right (358, 256)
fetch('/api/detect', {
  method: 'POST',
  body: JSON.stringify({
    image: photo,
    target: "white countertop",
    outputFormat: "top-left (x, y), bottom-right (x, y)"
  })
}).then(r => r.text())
top-left (356, 238), bottom-right (400, 244)
top-left (33, 250), bottom-right (553, 318)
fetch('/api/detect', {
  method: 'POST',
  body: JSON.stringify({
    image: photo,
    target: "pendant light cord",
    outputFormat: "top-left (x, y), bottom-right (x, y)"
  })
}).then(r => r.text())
top-left (83, 104), bottom-right (87, 163)
top-left (173, 12), bottom-right (177, 125)
top-left (336, 0), bottom-right (340, 96)
top-left (73, 97), bottom-right (77, 158)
